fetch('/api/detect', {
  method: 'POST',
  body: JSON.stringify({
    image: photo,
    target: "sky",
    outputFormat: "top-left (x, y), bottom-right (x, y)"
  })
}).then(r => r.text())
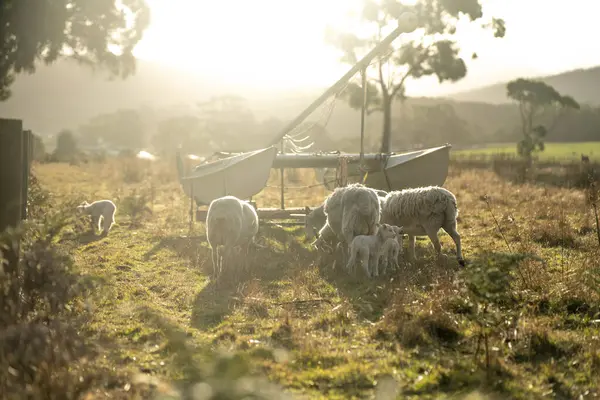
top-left (133, 0), bottom-right (600, 97)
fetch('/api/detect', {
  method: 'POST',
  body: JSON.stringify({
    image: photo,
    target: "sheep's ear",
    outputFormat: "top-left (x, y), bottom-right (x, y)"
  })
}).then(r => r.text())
top-left (305, 206), bottom-right (311, 213)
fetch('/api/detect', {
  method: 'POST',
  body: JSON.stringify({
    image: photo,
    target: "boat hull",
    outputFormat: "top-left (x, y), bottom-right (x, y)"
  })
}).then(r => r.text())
top-left (181, 147), bottom-right (278, 205)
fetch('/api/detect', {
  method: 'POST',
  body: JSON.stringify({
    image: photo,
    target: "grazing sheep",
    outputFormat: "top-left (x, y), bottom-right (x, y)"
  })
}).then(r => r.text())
top-left (340, 183), bottom-right (381, 254)
top-left (311, 222), bottom-right (337, 251)
top-left (206, 196), bottom-right (259, 279)
top-left (76, 200), bottom-right (116, 236)
top-left (346, 223), bottom-right (398, 277)
top-left (378, 226), bottom-right (404, 276)
top-left (381, 186), bottom-right (464, 266)
top-left (304, 204), bottom-right (326, 241)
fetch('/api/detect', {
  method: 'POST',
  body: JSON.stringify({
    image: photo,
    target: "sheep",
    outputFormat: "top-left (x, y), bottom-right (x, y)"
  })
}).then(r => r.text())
top-left (311, 221), bottom-right (337, 252)
top-left (346, 223), bottom-right (398, 277)
top-left (381, 186), bottom-right (464, 266)
top-left (76, 200), bottom-right (116, 236)
top-left (378, 226), bottom-right (404, 276)
top-left (304, 204), bottom-right (326, 241)
top-left (340, 183), bottom-right (381, 256)
top-left (206, 195), bottom-right (259, 279)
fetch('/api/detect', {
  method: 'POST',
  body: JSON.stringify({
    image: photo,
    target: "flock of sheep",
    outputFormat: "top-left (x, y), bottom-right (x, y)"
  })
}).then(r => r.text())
top-left (205, 183), bottom-right (465, 280)
top-left (75, 183), bottom-right (465, 279)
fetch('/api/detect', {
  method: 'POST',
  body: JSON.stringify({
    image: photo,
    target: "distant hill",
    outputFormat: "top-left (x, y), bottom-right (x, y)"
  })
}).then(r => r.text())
top-left (446, 66), bottom-right (600, 105)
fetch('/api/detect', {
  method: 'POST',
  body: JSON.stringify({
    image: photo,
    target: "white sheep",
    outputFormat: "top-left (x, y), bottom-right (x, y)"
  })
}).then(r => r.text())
top-left (378, 226), bottom-right (404, 276)
top-left (381, 186), bottom-right (464, 266)
top-left (206, 196), bottom-right (259, 279)
top-left (304, 204), bottom-right (326, 241)
top-left (346, 223), bottom-right (398, 277)
top-left (340, 183), bottom-right (381, 258)
top-left (311, 221), bottom-right (337, 252)
top-left (76, 200), bottom-right (116, 236)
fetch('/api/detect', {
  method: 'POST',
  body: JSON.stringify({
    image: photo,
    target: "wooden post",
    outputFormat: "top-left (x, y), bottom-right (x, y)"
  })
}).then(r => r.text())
top-left (0, 119), bottom-right (24, 322)
top-left (280, 140), bottom-right (285, 210)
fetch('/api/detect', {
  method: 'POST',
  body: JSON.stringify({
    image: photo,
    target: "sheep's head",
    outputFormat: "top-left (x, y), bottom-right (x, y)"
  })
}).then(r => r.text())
top-left (377, 223), bottom-right (396, 241)
top-left (391, 225), bottom-right (403, 237)
top-left (76, 202), bottom-right (89, 214)
top-left (304, 206), bottom-right (325, 241)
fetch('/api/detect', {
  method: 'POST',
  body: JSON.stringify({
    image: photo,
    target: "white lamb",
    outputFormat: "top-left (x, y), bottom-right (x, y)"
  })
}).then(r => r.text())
top-left (206, 196), bottom-right (259, 279)
top-left (76, 200), bottom-right (116, 236)
top-left (381, 186), bottom-right (464, 266)
top-left (378, 226), bottom-right (404, 276)
top-left (346, 223), bottom-right (398, 277)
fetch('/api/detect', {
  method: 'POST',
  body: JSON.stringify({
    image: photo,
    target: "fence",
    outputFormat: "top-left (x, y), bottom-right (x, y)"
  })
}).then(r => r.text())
top-left (0, 118), bottom-right (33, 274)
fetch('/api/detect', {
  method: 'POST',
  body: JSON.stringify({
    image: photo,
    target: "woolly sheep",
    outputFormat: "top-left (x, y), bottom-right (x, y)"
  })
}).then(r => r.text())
top-left (206, 195), bottom-right (259, 279)
top-left (340, 183), bottom-right (381, 254)
top-left (311, 222), bottom-right (337, 252)
top-left (304, 204), bottom-right (326, 241)
top-left (346, 223), bottom-right (398, 277)
top-left (381, 186), bottom-right (464, 266)
top-left (76, 200), bottom-right (116, 236)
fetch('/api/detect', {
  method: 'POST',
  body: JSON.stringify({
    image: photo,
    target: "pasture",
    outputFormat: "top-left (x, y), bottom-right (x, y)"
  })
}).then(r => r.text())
top-left (20, 156), bottom-right (600, 399)
top-left (453, 142), bottom-right (600, 161)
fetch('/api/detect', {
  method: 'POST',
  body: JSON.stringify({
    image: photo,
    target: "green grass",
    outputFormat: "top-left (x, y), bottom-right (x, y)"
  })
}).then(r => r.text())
top-left (30, 158), bottom-right (600, 399)
top-left (454, 141), bottom-right (600, 161)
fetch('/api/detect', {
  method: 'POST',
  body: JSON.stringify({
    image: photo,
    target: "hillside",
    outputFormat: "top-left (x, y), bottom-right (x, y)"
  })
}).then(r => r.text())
top-left (447, 65), bottom-right (600, 105)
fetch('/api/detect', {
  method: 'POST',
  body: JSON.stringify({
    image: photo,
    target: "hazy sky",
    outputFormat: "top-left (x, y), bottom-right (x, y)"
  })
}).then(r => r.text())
top-left (134, 0), bottom-right (600, 96)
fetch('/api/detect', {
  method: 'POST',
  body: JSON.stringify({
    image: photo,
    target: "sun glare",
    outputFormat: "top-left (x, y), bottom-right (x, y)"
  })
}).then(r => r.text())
top-left (134, 0), bottom-right (363, 92)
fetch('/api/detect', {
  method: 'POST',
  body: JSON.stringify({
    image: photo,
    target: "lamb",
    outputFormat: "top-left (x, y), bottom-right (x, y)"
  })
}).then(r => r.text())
top-left (206, 195), bottom-right (259, 279)
top-left (378, 226), bottom-right (404, 276)
top-left (346, 223), bottom-right (398, 277)
top-left (76, 200), bottom-right (116, 236)
top-left (381, 186), bottom-right (464, 266)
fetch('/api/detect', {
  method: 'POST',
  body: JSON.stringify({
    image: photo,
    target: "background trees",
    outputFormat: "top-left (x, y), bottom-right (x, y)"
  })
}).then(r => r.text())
top-left (326, 0), bottom-right (505, 151)
top-left (0, 0), bottom-right (150, 100)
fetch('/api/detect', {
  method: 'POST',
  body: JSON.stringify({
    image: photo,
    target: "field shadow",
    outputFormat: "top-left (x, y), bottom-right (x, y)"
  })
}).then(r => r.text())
top-left (316, 238), bottom-right (464, 322)
top-left (190, 223), bottom-right (316, 331)
top-left (143, 234), bottom-right (207, 263)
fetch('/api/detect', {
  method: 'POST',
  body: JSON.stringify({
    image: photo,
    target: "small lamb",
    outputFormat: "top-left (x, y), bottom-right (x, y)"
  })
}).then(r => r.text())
top-left (378, 226), bottom-right (404, 276)
top-left (76, 200), bottom-right (116, 236)
top-left (346, 223), bottom-right (398, 277)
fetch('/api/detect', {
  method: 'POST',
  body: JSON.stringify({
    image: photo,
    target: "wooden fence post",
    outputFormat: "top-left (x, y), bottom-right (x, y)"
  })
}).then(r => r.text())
top-left (0, 119), bottom-right (24, 320)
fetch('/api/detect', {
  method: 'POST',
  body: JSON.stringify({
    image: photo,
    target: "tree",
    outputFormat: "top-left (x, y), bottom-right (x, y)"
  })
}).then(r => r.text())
top-left (53, 130), bottom-right (78, 162)
top-left (153, 115), bottom-right (206, 155)
top-left (325, 0), bottom-right (505, 152)
top-left (78, 109), bottom-right (146, 150)
top-left (506, 78), bottom-right (580, 163)
top-left (0, 0), bottom-right (150, 100)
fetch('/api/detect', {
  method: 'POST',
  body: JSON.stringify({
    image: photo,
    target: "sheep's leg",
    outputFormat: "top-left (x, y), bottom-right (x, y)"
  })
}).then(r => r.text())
top-left (211, 247), bottom-right (219, 279)
top-left (424, 226), bottom-right (447, 266)
top-left (90, 216), bottom-right (99, 234)
top-left (346, 247), bottom-right (356, 273)
top-left (378, 255), bottom-right (387, 276)
top-left (360, 249), bottom-right (371, 277)
top-left (442, 223), bottom-right (465, 266)
top-left (391, 248), bottom-right (399, 270)
top-left (407, 235), bottom-right (417, 263)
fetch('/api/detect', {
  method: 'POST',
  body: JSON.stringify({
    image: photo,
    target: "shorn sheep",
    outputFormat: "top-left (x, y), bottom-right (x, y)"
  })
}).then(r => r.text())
top-left (206, 195), bottom-right (259, 279)
top-left (76, 200), bottom-right (116, 236)
top-left (346, 223), bottom-right (398, 277)
top-left (381, 186), bottom-right (464, 266)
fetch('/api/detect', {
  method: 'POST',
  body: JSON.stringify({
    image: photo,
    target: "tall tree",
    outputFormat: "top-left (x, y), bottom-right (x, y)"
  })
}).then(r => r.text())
top-left (78, 109), bottom-right (146, 149)
top-left (506, 78), bottom-right (580, 164)
top-left (0, 0), bottom-right (150, 100)
top-left (326, 0), bottom-right (505, 152)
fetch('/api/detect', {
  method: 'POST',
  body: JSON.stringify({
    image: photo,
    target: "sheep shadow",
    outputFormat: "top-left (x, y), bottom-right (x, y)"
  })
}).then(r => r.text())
top-left (190, 223), bottom-right (317, 331)
top-left (315, 236), bottom-right (464, 322)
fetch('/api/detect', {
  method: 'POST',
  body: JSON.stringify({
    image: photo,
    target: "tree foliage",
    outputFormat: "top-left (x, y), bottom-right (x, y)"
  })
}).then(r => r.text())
top-left (53, 129), bottom-right (78, 162)
top-left (78, 109), bottom-right (145, 149)
top-left (0, 0), bottom-right (150, 100)
top-left (506, 78), bottom-right (580, 159)
top-left (325, 0), bottom-right (505, 151)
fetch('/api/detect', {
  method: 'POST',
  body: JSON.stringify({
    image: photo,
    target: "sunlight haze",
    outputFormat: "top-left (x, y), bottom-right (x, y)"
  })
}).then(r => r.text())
top-left (134, 0), bottom-right (600, 97)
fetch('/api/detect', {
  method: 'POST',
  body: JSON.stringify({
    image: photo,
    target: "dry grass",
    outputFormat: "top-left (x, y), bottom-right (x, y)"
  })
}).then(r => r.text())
top-left (24, 157), bottom-right (600, 399)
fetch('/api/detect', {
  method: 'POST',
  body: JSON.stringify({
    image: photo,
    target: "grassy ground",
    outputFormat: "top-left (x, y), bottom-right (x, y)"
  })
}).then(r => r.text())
top-left (33, 157), bottom-right (600, 399)
top-left (454, 142), bottom-right (600, 161)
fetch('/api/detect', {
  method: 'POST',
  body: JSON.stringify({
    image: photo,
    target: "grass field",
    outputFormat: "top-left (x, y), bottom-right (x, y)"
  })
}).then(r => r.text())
top-left (12, 157), bottom-right (600, 398)
top-left (453, 142), bottom-right (600, 161)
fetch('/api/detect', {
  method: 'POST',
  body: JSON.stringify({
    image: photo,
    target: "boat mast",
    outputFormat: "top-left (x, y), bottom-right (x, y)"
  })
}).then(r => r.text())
top-left (268, 13), bottom-right (418, 148)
